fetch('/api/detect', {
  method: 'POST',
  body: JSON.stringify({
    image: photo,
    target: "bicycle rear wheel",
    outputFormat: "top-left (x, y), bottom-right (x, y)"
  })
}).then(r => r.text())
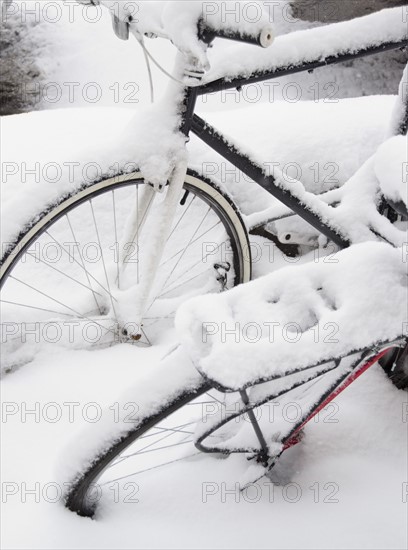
top-left (0, 170), bottom-right (251, 372)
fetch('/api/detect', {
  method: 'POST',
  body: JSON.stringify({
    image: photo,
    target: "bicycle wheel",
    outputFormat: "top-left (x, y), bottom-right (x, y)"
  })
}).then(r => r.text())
top-left (64, 346), bottom-right (258, 519)
top-left (0, 170), bottom-right (251, 372)
top-left (64, 362), bottom-right (213, 517)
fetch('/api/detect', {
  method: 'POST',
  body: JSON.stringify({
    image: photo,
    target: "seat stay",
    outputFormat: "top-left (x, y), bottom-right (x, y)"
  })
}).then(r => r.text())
top-left (194, 343), bottom-right (403, 477)
top-left (197, 338), bottom-right (406, 393)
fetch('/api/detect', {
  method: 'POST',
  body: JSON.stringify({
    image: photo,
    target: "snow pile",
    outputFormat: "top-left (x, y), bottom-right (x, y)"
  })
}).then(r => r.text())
top-left (125, 91), bottom-right (188, 188)
top-left (58, 344), bottom-right (202, 490)
top-left (375, 134), bottom-right (408, 208)
top-left (176, 242), bottom-right (407, 390)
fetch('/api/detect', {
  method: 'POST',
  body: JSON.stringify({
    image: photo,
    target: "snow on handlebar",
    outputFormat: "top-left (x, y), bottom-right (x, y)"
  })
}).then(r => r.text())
top-left (76, 1), bottom-right (274, 49)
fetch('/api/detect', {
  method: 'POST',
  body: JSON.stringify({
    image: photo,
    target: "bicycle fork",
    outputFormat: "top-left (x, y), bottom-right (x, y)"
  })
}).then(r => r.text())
top-left (115, 159), bottom-right (188, 340)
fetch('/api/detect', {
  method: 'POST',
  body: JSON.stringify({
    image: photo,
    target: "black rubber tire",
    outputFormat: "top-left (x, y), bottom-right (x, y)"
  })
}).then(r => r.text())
top-left (379, 342), bottom-right (408, 390)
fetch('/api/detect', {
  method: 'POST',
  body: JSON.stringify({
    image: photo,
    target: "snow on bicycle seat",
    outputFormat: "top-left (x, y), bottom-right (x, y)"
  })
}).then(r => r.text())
top-left (176, 242), bottom-right (407, 391)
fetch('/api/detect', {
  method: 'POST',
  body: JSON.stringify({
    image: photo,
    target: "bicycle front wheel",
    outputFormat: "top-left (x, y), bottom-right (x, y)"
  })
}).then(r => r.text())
top-left (0, 170), bottom-right (251, 372)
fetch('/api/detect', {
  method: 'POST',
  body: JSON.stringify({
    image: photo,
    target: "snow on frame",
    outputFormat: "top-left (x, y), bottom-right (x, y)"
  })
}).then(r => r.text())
top-left (56, 344), bottom-right (203, 492)
top-left (1, 95), bottom-right (399, 256)
top-left (204, 6), bottom-right (408, 83)
top-left (176, 241), bottom-right (408, 391)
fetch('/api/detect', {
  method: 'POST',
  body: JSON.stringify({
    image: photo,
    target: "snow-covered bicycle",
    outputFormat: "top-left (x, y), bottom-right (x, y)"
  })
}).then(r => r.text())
top-left (1, 3), bottom-right (405, 366)
top-left (0, 1), bottom-right (406, 517)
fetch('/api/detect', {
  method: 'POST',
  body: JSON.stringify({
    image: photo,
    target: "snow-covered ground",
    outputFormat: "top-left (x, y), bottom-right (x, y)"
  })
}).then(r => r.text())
top-left (1, 3), bottom-right (407, 549)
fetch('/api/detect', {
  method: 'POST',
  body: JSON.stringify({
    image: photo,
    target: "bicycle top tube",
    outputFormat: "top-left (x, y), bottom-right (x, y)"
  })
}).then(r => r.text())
top-left (197, 7), bottom-right (407, 95)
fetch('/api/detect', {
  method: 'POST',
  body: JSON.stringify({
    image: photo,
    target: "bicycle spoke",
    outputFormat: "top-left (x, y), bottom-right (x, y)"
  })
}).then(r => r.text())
top-left (156, 268), bottom-right (212, 299)
top-left (24, 252), bottom-right (104, 297)
top-left (2, 316), bottom-right (116, 344)
top-left (156, 236), bottom-right (230, 299)
top-left (165, 194), bottom-right (196, 243)
top-left (66, 214), bottom-right (102, 314)
top-left (7, 276), bottom-right (117, 336)
top-left (45, 231), bottom-right (117, 304)
top-left (90, 199), bottom-right (119, 326)
top-left (112, 190), bottom-right (120, 289)
top-left (99, 452), bottom-right (201, 486)
top-left (155, 241), bottom-right (227, 300)
top-left (136, 185), bottom-right (140, 285)
top-left (142, 209), bottom-right (220, 315)
top-left (205, 392), bottom-right (226, 406)
top-left (161, 238), bottom-right (228, 295)
top-left (154, 206), bottom-right (212, 302)
top-left (140, 426), bottom-right (194, 437)
top-left (126, 438), bottom-right (194, 456)
top-left (126, 187), bottom-right (155, 263)
top-left (111, 421), bottom-right (197, 468)
top-left (159, 219), bottom-right (222, 269)
top-left (136, 420), bottom-right (198, 441)
top-left (135, 421), bottom-right (190, 455)
top-left (140, 327), bottom-right (152, 346)
top-left (0, 300), bottom-right (77, 319)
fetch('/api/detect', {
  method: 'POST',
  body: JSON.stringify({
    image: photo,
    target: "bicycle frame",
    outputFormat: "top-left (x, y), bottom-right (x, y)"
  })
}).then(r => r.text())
top-left (193, 338), bottom-right (406, 477)
top-left (181, 38), bottom-right (407, 249)
top-left (118, 16), bottom-right (407, 337)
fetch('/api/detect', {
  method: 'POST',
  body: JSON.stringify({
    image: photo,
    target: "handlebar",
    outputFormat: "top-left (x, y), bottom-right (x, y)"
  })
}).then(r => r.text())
top-left (199, 23), bottom-right (274, 49)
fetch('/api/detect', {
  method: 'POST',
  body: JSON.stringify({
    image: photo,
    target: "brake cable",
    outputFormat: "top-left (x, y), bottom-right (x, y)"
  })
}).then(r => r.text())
top-left (135, 34), bottom-right (204, 103)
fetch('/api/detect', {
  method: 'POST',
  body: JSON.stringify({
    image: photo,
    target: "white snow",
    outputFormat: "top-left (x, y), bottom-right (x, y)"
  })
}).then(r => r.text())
top-left (1, 3), bottom-right (408, 549)
top-left (375, 135), bottom-right (408, 207)
top-left (204, 6), bottom-right (408, 83)
top-left (0, 95), bottom-right (398, 252)
top-left (2, 98), bottom-right (407, 550)
top-left (176, 241), bottom-right (407, 391)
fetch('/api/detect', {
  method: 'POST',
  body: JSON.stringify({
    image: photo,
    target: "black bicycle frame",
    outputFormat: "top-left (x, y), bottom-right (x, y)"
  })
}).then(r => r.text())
top-left (180, 38), bottom-right (407, 249)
